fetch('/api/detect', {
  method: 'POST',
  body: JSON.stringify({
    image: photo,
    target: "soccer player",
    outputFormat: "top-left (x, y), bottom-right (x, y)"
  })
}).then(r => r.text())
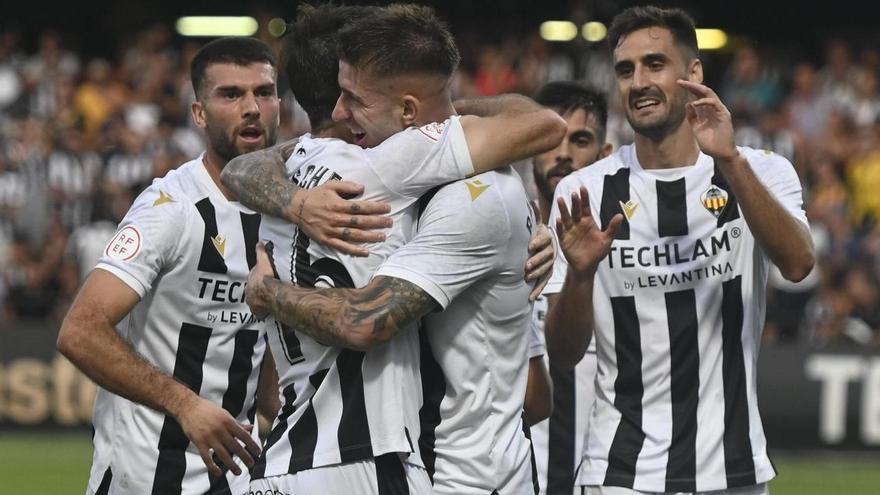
top-left (544, 6), bottom-right (815, 495)
top-left (240, 6), bottom-right (559, 495)
top-left (220, 4), bottom-right (563, 494)
top-left (57, 37), bottom-right (390, 494)
top-left (526, 81), bottom-right (612, 495)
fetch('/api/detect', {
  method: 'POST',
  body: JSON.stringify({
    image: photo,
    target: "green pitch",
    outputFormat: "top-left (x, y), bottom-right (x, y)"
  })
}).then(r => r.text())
top-left (0, 433), bottom-right (877, 494)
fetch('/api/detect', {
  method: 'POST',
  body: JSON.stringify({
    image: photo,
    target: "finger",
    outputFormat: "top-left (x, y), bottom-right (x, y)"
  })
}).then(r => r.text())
top-left (578, 187), bottom-right (593, 218)
top-left (211, 444), bottom-right (241, 476)
top-left (232, 422), bottom-right (263, 458)
top-left (225, 435), bottom-right (255, 469)
top-left (604, 213), bottom-right (625, 239)
top-left (255, 242), bottom-right (271, 266)
top-left (556, 197), bottom-right (572, 229)
top-left (555, 216), bottom-right (565, 239)
top-left (324, 180), bottom-right (365, 197)
top-left (525, 246), bottom-right (554, 279)
top-left (685, 102), bottom-right (698, 123)
top-left (676, 79), bottom-right (715, 97)
top-left (324, 238), bottom-right (370, 257)
top-left (334, 226), bottom-right (386, 244)
top-left (527, 225), bottom-right (551, 254)
top-left (688, 97), bottom-right (723, 110)
top-left (529, 274), bottom-right (551, 302)
top-left (334, 198), bottom-right (391, 216)
top-left (570, 189), bottom-right (583, 221)
top-left (331, 212), bottom-right (392, 230)
top-left (528, 199), bottom-right (541, 221)
top-left (197, 446), bottom-right (223, 478)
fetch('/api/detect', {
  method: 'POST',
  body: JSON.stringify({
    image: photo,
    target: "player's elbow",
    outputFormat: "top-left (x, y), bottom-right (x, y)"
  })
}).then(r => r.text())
top-left (57, 314), bottom-right (87, 363)
top-left (780, 253), bottom-right (815, 283)
top-left (535, 110), bottom-right (567, 154)
top-left (219, 154), bottom-right (250, 192)
top-left (345, 321), bottom-right (397, 352)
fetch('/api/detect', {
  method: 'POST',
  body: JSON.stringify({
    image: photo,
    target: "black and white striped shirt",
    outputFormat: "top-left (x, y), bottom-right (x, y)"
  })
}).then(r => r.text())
top-left (90, 156), bottom-right (267, 494)
top-left (254, 118), bottom-right (474, 480)
top-left (546, 145), bottom-right (807, 492)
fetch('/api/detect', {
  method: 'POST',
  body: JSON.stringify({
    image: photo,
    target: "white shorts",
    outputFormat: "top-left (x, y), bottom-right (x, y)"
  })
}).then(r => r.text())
top-left (581, 482), bottom-right (769, 495)
top-left (247, 454), bottom-right (432, 495)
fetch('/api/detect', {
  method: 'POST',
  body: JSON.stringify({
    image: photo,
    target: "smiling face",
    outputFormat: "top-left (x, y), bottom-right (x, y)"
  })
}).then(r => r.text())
top-left (332, 60), bottom-right (407, 148)
top-left (533, 108), bottom-right (610, 203)
top-left (613, 26), bottom-right (700, 140)
top-left (191, 62), bottom-right (280, 161)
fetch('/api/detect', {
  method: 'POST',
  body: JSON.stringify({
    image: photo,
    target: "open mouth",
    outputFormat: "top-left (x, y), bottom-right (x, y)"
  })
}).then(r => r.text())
top-left (633, 97), bottom-right (662, 111)
top-left (352, 131), bottom-right (367, 147)
top-left (238, 126), bottom-right (263, 143)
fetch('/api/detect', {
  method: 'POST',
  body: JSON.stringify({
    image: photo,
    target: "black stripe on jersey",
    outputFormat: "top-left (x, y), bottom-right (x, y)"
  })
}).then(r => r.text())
top-left (221, 329), bottom-right (259, 418)
top-left (522, 411), bottom-right (540, 495)
top-left (207, 473), bottom-right (232, 494)
top-left (240, 211), bottom-right (261, 269)
top-left (599, 167), bottom-right (630, 240)
top-left (264, 241), bottom-right (304, 365)
top-left (152, 323), bottom-right (213, 495)
top-left (95, 466), bottom-right (112, 495)
top-left (195, 198), bottom-right (228, 274)
top-left (375, 452), bottom-right (409, 495)
top-left (721, 276), bottom-right (757, 487)
top-left (656, 178), bottom-right (689, 237)
top-left (337, 350), bottom-right (374, 462)
top-left (711, 165), bottom-right (740, 227)
top-left (252, 383), bottom-right (298, 480)
top-left (664, 289), bottom-right (699, 492)
top-left (417, 326), bottom-right (446, 482)
top-left (246, 335), bottom-right (269, 425)
top-left (604, 296), bottom-right (645, 489)
top-left (417, 186), bottom-right (441, 224)
top-left (547, 364), bottom-right (576, 493)
top-left (289, 369), bottom-right (328, 472)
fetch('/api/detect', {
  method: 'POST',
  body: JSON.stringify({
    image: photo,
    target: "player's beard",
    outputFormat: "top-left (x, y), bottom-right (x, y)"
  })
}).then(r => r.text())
top-left (627, 87), bottom-right (688, 141)
top-left (207, 123), bottom-right (278, 162)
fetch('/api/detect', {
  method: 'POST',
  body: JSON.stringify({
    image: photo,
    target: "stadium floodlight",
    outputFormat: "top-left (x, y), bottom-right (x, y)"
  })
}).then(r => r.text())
top-left (696, 28), bottom-right (728, 50)
top-left (582, 21), bottom-right (607, 42)
top-left (176, 17), bottom-right (259, 37)
top-left (540, 21), bottom-right (578, 42)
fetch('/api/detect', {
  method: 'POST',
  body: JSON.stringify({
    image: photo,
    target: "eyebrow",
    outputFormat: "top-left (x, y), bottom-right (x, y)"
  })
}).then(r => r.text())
top-left (570, 129), bottom-right (596, 139)
top-left (214, 83), bottom-right (276, 93)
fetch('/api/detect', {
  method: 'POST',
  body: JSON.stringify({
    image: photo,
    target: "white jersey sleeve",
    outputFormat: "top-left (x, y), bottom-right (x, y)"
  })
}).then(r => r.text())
top-left (365, 116), bottom-right (474, 199)
top-left (374, 176), bottom-right (510, 309)
top-left (528, 297), bottom-right (547, 359)
top-left (740, 146), bottom-right (809, 227)
top-left (95, 184), bottom-right (188, 297)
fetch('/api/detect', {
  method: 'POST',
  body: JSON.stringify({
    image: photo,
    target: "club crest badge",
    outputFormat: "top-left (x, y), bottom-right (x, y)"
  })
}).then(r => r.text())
top-left (701, 185), bottom-right (728, 218)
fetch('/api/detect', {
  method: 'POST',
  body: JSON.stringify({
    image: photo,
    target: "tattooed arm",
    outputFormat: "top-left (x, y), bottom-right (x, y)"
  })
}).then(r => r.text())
top-left (221, 139), bottom-right (393, 257)
top-left (246, 244), bottom-right (438, 351)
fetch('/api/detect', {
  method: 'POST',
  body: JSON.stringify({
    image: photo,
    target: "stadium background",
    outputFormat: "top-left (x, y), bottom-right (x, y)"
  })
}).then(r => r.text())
top-left (1, 0), bottom-right (878, 493)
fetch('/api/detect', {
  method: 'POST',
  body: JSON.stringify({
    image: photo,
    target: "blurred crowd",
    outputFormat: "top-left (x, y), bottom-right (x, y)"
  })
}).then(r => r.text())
top-left (1, 22), bottom-right (879, 349)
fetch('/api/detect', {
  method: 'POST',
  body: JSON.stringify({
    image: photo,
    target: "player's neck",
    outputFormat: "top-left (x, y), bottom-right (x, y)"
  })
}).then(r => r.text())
top-left (633, 123), bottom-right (700, 170)
top-left (538, 195), bottom-right (551, 225)
top-left (419, 98), bottom-right (457, 126)
top-left (202, 150), bottom-right (237, 201)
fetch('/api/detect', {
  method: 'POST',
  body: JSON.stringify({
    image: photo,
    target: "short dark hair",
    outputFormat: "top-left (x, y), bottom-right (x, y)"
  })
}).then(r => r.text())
top-left (281, 4), bottom-right (375, 130)
top-left (534, 81), bottom-right (608, 142)
top-left (190, 37), bottom-right (276, 100)
top-left (608, 6), bottom-right (699, 61)
top-left (337, 3), bottom-right (460, 79)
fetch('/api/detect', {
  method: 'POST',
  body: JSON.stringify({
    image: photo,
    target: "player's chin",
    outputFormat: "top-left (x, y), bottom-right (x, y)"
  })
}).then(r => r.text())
top-left (235, 137), bottom-right (266, 154)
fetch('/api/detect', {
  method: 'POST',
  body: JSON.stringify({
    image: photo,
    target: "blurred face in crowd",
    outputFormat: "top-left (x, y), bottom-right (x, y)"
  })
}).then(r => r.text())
top-left (533, 108), bottom-right (611, 203)
top-left (191, 62), bottom-right (280, 162)
top-left (612, 26), bottom-right (701, 140)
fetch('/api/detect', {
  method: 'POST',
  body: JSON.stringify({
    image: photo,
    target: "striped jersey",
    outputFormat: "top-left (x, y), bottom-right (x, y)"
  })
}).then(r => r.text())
top-left (91, 156), bottom-right (267, 495)
top-left (254, 117), bottom-right (474, 479)
top-left (375, 168), bottom-right (537, 494)
top-left (545, 145), bottom-right (807, 492)
top-left (528, 294), bottom-right (597, 495)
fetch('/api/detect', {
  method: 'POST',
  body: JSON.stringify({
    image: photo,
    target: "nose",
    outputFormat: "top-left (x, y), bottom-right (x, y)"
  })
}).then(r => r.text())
top-left (632, 65), bottom-right (650, 91)
top-left (556, 139), bottom-right (572, 162)
top-left (331, 94), bottom-right (349, 122)
top-left (241, 91), bottom-right (260, 119)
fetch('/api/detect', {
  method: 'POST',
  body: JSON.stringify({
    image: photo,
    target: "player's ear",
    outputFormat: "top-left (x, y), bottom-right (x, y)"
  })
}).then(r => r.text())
top-left (599, 142), bottom-right (613, 159)
top-left (688, 57), bottom-right (703, 84)
top-left (401, 94), bottom-right (419, 127)
top-left (191, 100), bottom-right (207, 130)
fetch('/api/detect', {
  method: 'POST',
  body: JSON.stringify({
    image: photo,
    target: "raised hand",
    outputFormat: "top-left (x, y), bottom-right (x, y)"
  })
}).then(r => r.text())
top-left (293, 180), bottom-right (393, 257)
top-left (678, 79), bottom-right (739, 163)
top-left (555, 186), bottom-right (623, 277)
top-left (175, 394), bottom-right (261, 478)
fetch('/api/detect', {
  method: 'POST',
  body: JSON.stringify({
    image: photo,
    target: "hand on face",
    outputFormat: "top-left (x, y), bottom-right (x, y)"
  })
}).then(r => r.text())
top-left (678, 80), bottom-right (739, 162)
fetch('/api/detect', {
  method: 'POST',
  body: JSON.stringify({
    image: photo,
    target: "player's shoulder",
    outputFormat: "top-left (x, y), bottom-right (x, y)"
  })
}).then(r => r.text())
top-left (375, 116), bottom-right (461, 150)
top-left (556, 146), bottom-right (628, 194)
top-left (736, 145), bottom-right (797, 179)
top-left (427, 167), bottom-right (526, 224)
top-left (129, 158), bottom-right (200, 218)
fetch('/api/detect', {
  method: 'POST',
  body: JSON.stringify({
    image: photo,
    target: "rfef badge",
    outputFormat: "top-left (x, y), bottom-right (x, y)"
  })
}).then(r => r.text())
top-left (701, 185), bottom-right (729, 218)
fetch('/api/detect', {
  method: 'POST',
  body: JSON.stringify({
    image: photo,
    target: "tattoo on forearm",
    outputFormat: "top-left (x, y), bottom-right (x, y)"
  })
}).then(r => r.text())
top-left (224, 140), bottom-right (300, 219)
top-left (267, 276), bottom-right (439, 350)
